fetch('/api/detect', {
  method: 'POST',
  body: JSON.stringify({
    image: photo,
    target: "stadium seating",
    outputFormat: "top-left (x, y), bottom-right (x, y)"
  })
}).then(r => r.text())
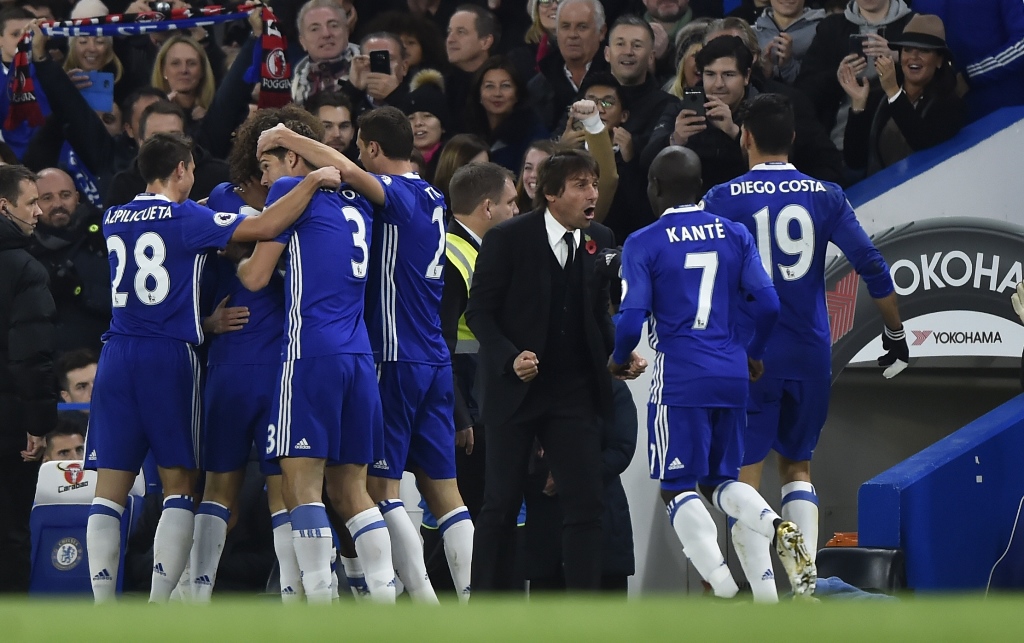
top-left (29, 461), bottom-right (143, 595)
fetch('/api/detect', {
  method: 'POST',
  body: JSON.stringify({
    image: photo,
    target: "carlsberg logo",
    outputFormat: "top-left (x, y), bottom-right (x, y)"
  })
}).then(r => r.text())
top-left (889, 252), bottom-right (1021, 297)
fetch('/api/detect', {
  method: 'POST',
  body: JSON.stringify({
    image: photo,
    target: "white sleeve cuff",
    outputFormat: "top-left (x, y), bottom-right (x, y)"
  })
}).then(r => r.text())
top-left (581, 112), bottom-right (604, 134)
top-left (887, 88), bottom-right (904, 104)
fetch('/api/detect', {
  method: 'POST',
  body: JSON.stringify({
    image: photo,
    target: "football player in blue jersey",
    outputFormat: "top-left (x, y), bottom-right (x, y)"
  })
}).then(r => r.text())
top-left (187, 107), bottom-right (329, 604)
top-left (257, 106), bottom-right (474, 603)
top-left (611, 145), bottom-right (816, 599)
top-left (85, 132), bottom-right (338, 604)
top-left (239, 118), bottom-right (396, 605)
top-left (701, 93), bottom-right (909, 601)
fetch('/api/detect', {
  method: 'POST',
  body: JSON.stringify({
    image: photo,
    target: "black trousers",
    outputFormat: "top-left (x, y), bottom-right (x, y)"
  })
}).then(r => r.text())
top-left (0, 436), bottom-right (40, 593)
top-left (471, 389), bottom-right (604, 592)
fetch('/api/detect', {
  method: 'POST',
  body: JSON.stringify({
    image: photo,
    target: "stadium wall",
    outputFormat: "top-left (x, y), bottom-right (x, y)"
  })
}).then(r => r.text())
top-left (859, 394), bottom-right (1024, 590)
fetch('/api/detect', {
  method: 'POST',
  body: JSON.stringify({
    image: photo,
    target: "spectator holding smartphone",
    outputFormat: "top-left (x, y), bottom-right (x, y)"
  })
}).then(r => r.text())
top-left (839, 14), bottom-right (966, 175)
top-left (754, 0), bottom-right (827, 85)
top-left (794, 0), bottom-right (915, 150)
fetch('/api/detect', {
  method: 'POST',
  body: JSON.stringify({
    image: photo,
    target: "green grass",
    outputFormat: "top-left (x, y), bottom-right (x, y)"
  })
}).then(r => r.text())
top-left (3, 594), bottom-right (1023, 641)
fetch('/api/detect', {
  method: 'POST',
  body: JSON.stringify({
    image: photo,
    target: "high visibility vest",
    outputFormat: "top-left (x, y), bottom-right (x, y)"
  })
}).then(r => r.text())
top-left (445, 232), bottom-right (479, 354)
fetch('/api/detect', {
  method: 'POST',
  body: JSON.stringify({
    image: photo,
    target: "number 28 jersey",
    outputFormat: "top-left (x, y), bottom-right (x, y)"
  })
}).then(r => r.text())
top-left (102, 193), bottom-right (243, 345)
top-left (701, 162), bottom-right (893, 380)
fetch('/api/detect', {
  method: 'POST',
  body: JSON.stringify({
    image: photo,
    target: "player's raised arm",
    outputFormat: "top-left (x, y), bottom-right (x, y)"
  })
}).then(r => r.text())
top-left (257, 123), bottom-right (386, 206)
top-left (229, 167), bottom-right (341, 242)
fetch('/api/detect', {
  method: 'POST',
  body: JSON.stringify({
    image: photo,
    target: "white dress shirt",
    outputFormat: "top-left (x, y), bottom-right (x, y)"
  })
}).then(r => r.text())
top-left (454, 218), bottom-right (483, 245)
top-left (544, 209), bottom-right (581, 268)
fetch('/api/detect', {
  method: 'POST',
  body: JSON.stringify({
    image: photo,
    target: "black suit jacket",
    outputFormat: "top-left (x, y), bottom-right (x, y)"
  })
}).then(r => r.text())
top-left (465, 210), bottom-right (616, 428)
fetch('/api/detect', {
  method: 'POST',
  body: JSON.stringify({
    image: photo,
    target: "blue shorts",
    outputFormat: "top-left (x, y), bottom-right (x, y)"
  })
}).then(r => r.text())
top-left (648, 403), bottom-right (744, 490)
top-left (744, 377), bottom-right (831, 465)
top-left (204, 362), bottom-right (280, 476)
top-left (266, 353), bottom-right (383, 466)
top-left (371, 362), bottom-right (456, 481)
top-left (86, 336), bottom-right (201, 473)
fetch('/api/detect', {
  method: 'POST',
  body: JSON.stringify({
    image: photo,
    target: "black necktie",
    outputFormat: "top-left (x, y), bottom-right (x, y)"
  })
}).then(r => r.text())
top-left (562, 231), bottom-right (575, 269)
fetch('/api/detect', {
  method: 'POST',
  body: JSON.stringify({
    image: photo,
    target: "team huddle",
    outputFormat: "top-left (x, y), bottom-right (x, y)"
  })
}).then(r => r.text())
top-left (82, 92), bottom-right (909, 605)
top-left (84, 105), bottom-right (471, 605)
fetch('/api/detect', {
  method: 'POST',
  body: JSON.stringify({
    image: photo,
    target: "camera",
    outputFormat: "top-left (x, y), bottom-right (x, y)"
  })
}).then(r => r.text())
top-left (149, 2), bottom-right (172, 12)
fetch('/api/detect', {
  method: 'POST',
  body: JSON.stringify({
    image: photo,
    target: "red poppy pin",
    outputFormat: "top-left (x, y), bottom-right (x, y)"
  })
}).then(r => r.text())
top-left (585, 234), bottom-right (597, 255)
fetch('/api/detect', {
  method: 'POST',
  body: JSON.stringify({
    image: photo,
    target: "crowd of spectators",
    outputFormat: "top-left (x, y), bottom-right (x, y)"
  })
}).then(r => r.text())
top-left (2, 0), bottom-right (1022, 594)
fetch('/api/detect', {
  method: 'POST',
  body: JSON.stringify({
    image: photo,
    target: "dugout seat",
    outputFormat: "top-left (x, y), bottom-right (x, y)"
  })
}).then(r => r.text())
top-left (29, 461), bottom-right (143, 595)
top-left (815, 547), bottom-right (906, 594)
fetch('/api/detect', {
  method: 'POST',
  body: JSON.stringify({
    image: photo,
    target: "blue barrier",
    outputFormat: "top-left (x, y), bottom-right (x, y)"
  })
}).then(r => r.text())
top-left (58, 403), bottom-right (89, 411)
top-left (859, 394), bottom-right (1024, 590)
top-left (846, 106), bottom-right (1024, 208)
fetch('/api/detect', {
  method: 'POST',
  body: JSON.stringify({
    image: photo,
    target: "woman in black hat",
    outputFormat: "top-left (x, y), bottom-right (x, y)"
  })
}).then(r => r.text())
top-left (399, 69), bottom-right (453, 184)
top-left (838, 13), bottom-right (966, 175)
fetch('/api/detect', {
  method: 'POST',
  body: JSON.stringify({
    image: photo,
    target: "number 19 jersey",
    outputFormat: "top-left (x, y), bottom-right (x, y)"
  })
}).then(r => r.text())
top-left (619, 205), bottom-right (774, 408)
top-left (701, 162), bottom-right (894, 380)
top-left (102, 193), bottom-right (243, 345)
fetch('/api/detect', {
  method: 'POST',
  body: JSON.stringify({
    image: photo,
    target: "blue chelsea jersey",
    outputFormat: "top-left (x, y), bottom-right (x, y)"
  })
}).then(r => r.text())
top-left (202, 183), bottom-right (286, 365)
top-left (102, 193), bottom-right (242, 345)
top-left (269, 176), bottom-right (375, 360)
top-left (619, 205), bottom-right (774, 407)
top-left (702, 163), bottom-right (892, 380)
top-left (365, 173), bottom-right (449, 365)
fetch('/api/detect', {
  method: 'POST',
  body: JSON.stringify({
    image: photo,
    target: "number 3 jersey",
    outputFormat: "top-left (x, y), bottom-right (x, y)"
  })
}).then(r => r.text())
top-left (620, 205), bottom-right (774, 407)
top-left (269, 176), bottom-right (375, 360)
top-left (101, 193), bottom-right (243, 345)
top-left (364, 173), bottom-right (449, 366)
top-left (701, 162), bottom-right (894, 381)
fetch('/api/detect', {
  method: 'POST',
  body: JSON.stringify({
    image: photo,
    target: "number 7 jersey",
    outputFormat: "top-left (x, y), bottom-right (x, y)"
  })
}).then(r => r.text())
top-left (102, 193), bottom-right (243, 345)
top-left (619, 205), bottom-right (774, 407)
top-left (701, 162), bottom-right (893, 380)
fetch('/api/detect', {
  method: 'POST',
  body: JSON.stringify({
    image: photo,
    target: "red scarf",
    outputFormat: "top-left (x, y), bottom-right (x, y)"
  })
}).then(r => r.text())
top-left (256, 7), bottom-right (291, 108)
top-left (4, 32), bottom-right (44, 131)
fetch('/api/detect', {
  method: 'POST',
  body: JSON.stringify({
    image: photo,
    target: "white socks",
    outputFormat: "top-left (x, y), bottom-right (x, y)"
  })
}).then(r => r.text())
top-left (730, 519), bottom-right (778, 603)
top-left (781, 481), bottom-right (819, 562)
top-left (150, 495), bottom-right (196, 603)
top-left (340, 555), bottom-right (370, 600)
top-left (290, 503), bottom-right (334, 604)
top-left (87, 497), bottom-right (124, 604)
top-left (271, 510), bottom-right (304, 603)
top-left (379, 499), bottom-right (438, 604)
top-left (713, 481), bottom-right (780, 540)
top-left (347, 507), bottom-right (396, 604)
top-left (190, 501), bottom-right (230, 603)
top-left (438, 506), bottom-right (474, 602)
top-left (667, 492), bottom-right (737, 598)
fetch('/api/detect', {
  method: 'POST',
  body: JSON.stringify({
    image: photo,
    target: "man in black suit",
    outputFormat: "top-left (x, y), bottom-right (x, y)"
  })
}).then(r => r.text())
top-left (466, 146), bottom-right (646, 592)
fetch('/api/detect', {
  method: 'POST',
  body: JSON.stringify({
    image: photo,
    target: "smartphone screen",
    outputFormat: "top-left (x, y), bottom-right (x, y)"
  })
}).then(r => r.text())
top-left (681, 89), bottom-right (706, 117)
top-left (80, 71), bottom-right (114, 113)
top-left (369, 50), bottom-right (391, 75)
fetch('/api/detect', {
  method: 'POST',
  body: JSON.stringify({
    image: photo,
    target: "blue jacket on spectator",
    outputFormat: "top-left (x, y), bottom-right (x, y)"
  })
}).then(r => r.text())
top-left (913, 0), bottom-right (1024, 121)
